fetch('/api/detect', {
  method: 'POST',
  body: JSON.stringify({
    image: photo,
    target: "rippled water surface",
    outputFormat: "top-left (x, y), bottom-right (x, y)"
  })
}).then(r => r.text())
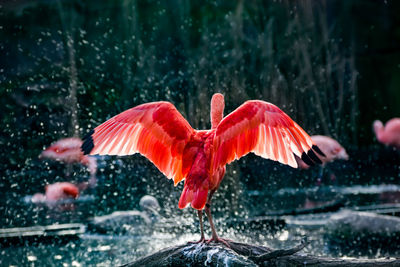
top-left (2, 177), bottom-right (400, 266)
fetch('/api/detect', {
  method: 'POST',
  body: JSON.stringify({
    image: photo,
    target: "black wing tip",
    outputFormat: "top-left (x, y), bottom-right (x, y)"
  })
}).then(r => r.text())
top-left (81, 130), bottom-right (95, 155)
top-left (301, 146), bottom-right (324, 167)
top-left (83, 129), bottom-right (94, 141)
top-left (301, 152), bottom-right (315, 166)
top-left (307, 149), bottom-right (322, 165)
top-left (312, 145), bottom-right (326, 157)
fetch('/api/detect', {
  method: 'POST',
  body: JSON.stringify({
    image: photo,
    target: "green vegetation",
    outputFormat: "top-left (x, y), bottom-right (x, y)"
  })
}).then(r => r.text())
top-left (1, 0), bottom-right (399, 179)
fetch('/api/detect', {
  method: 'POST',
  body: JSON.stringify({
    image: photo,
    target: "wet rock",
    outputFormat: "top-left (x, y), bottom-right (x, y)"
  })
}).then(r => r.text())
top-left (325, 210), bottom-right (400, 256)
top-left (123, 240), bottom-right (400, 267)
top-left (125, 243), bottom-right (257, 267)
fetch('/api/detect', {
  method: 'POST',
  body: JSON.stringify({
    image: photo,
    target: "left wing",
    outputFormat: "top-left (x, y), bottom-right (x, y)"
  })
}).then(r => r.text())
top-left (81, 102), bottom-right (195, 185)
top-left (212, 100), bottom-right (324, 171)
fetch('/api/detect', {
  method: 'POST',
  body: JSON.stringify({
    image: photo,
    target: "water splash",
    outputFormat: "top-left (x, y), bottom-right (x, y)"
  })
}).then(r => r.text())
top-left (181, 243), bottom-right (256, 266)
top-left (205, 247), bottom-right (220, 265)
top-left (182, 243), bottom-right (204, 258)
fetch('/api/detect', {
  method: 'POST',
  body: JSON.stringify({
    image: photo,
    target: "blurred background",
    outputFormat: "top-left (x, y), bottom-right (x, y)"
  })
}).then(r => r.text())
top-left (1, 0), bottom-right (400, 266)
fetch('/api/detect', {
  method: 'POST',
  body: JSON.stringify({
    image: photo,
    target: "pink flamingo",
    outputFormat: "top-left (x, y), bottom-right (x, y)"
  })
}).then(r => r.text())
top-left (81, 93), bottom-right (324, 244)
top-left (295, 135), bottom-right (348, 169)
top-left (373, 118), bottom-right (400, 149)
top-left (40, 137), bottom-right (97, 187)
top-left (31, 182), bottom-right (79, 203)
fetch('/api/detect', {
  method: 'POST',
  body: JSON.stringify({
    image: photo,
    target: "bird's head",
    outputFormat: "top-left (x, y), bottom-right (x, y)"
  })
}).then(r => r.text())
top-left (373, 120), bottom-right (383, 132)
top-left (211, 93), bottom-right (225, 129)
top-left (39, 138), bottom-right (84, 161)
top-left (39, 145), bottom-right (66, 160)
top-left (332, 146), bottom-right (349, 160)
top-left (139, 195), bottom-right (160, 215)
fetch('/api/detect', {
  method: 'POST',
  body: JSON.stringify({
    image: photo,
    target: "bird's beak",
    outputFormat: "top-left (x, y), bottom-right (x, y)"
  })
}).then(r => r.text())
top-left (339, 150), bottom-right (349, 160)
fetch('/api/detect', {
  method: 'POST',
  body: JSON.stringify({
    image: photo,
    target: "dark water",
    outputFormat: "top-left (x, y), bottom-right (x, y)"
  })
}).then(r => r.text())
top-left (1, 147), bottom-right (400, 266)
top-left (2, 184), bottom-right (400, 266)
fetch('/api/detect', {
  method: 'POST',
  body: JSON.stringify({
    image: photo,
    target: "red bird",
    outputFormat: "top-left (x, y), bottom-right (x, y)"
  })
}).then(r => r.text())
top-left (373, 118), bottom-right (400, 149)
top-left (41, 137), bottom-right (97, 186)
top-left (32, 182), bottom-right (79, 203)
top-left (81, 93), bottom-right (324, 244)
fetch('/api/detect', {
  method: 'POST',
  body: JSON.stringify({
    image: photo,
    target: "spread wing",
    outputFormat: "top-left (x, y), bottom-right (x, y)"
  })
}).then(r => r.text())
top-left (81, 102), bottom-right (195, 185)
top-left (212, 100), bottom-right (324, 171)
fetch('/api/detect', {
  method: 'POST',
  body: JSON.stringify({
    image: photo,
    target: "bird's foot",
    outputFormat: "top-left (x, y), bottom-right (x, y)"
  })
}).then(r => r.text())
top-left (206, 237), bottom-right (231, 248)
top-left (188, 236), bottom-right (206, 245)
top-left (188, 237), bottom-right (231, 248)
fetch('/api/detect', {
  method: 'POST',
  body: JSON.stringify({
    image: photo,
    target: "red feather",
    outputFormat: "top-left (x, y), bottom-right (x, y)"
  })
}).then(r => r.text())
top-left (88, 102), bottom-right (194, 185)
top-left (212, 100), bottom-right (314, 171)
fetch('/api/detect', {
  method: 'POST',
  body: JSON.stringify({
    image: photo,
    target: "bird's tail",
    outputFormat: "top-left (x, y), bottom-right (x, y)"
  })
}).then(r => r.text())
top-left (178, 186), bottom-right (208, 210)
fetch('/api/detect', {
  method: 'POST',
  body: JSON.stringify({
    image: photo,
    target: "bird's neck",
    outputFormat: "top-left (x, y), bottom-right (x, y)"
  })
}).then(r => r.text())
top-left (210, 95), bottom-right (225, 129)
top-left (211, 111), bottom-right (223, 129)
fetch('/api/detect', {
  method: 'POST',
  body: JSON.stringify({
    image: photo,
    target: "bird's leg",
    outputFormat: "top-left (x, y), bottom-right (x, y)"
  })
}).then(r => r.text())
top-left (316, 166), bottom-right (324, 186)
top-left (319, 166), bottom-right (324, 178)
top-left (88, 174), bottom-right (97, 188)
top-left (188, 210), bottom-right (205, 244)
top-left (65, 163), bottom-right (73, 178)
top-left (204, 203), bottom-right (218, 240)
top-left (204, 190), bottom-right (230, 247)
top-left (198, 210), bottom-right (205, 241)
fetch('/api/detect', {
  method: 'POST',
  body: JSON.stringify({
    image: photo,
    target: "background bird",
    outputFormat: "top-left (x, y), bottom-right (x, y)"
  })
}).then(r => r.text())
top-left (81, 93), bottom-right (324, 244)
top-left (373, 118), bottom-right (400, 149)
top-left (295, 135), bottom-right (348, 169)
top-left (40, 137), bottom-right (97, 188)
top-left (88, 195), bottom-right (161, 235)
top-left (31, 182), bottom-right (79, 203)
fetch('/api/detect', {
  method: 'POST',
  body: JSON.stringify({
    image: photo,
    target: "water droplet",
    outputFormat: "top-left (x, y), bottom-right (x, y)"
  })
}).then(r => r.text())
top-left (27, 255), bottom-right (37, 261)
top-left (98, 245), bottom-right (111, 251)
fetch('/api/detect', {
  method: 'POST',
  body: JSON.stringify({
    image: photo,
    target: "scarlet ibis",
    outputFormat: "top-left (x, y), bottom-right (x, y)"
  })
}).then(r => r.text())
top-left (40, 137), bottom-right (97, 186)
top-left (81, 93), bottom-right (324, 244)
top-left (295, 135), bottom-right (348, 169)
top-left (31, 182), bottom-right (79, 203)
top-left (373, 118), bottom-right (400, 149)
